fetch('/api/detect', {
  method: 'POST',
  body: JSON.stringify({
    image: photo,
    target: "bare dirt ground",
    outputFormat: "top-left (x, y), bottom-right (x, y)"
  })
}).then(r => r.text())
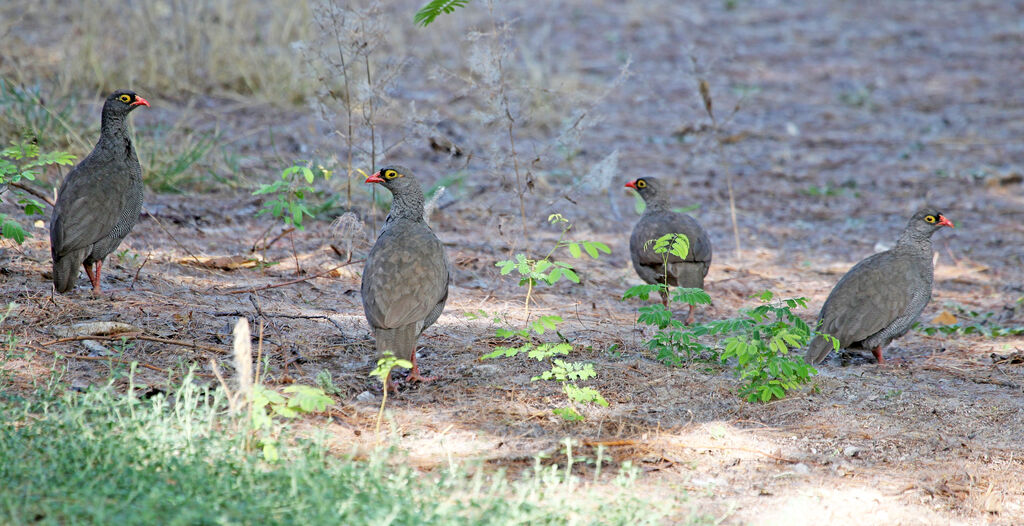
top-left (2, 0), bottom-right (1023, 524)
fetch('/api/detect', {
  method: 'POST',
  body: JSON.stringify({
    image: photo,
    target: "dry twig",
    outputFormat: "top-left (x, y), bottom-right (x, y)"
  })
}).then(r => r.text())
top-left (225, 260), bottom-right (363, 295)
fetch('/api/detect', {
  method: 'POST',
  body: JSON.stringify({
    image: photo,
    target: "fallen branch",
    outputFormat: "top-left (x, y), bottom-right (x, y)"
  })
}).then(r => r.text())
top-left (225, 260), bottom-right (364, 295)
top-left (24, 343), bottom-right (216, 377)
top-left (41, 333), bottom-right (228, 355)
top-left (581, 438), bottom-right (798, 464)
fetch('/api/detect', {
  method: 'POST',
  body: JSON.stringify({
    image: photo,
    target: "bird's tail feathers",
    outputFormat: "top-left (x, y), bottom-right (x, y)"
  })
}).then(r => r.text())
top-left (373, 324), bottom-right (419, 362)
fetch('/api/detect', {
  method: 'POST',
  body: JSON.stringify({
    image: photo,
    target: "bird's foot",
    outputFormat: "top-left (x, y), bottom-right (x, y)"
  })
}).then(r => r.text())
top-left (405, 367), bottom-right (436, 384)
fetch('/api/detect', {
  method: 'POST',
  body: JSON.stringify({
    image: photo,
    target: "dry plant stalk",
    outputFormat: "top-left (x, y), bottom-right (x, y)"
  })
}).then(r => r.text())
top-left (211, 317), bottom-right (253, 414)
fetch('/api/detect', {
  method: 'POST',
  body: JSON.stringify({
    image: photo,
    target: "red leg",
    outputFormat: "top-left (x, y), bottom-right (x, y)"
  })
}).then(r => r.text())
top-left (83, 263), bottom-right (99, 293)
top-left (405, 350), bottom-right (436, 383)
top-left (92, 260), bottom-right (104, 294)
top-left (871, 345), bottom-right (885, 365)
top-left (685, 304), bottom-right (696, 325)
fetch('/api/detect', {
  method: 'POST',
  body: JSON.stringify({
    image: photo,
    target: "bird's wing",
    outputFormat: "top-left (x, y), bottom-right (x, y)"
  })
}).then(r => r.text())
top-left (50, 158), bottom-right (128, 258)
top-left (361, 223), bottom-right (449, 331)
top-left (818, 252), bottom-right (916, 346)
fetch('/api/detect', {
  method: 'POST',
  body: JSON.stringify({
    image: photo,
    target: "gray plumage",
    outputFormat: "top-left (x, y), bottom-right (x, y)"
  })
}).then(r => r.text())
top-left (627, 176), bottom-right (712, 323)
top-left (50, 90), bottom-right (149, 294)
top-left (361, 165), bottom-right (449, 383)
top-left (806, 207), bottom-right (954, 365)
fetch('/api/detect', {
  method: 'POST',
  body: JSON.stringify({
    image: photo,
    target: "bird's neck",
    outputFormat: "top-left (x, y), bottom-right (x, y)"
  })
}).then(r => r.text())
top-left (100, 112), bottom-right (128, 140)
top-left (643, 197), bottom-right (670, 214)
top-left (895, 230), bottom-right (933, 254)
top-left (388, 193), bottom-right (425, 222)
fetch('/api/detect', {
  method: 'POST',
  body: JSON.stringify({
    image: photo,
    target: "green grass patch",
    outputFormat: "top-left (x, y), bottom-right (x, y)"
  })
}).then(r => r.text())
top-left (0, 369), bottom-right (664, 525)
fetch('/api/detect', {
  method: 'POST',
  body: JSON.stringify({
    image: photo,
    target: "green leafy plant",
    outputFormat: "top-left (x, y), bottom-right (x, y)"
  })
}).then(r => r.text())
top-left (250, 383), bottom-right (333, 461)
top-left (627, 287), bottom-right (820, 403)
top-left (486, 215), bottom-right (611, 421)
top-left (216, 317), bottom-right (334, 462)
top-left (716, 291), bottom-right (819, 402)
top-left (0, 141), bottom-right (74, 243)
top-left (369, 351), bottom-right (413, 435)
top-left (495, 214), bottom-right (610, 319)
top-left (414, 0), bottom-right (471, 26)
top-left (623, 284), bottom-right (713, 364)
top-left (254, 163), bottom-right (331, 230)
top-left (253, 162), bottom-right (332, 273)
top-left (914, 304), bottom-right (1024, 338)
top-left (480, 315), bottom-right (607, 422)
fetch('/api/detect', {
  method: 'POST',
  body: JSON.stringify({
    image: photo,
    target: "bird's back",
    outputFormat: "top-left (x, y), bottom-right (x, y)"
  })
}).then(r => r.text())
top-left (361, 219), bottom-right (450, 334)
top-left (630, 210), bottom-right (712, 288)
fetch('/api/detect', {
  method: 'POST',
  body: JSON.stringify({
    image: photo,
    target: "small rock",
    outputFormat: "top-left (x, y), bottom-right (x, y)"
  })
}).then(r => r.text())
top-left (843, 445), bottom-right (862, 457)
top-left (355, 391), bottom-right (376, 402)
top-left (792, 463), bottom-right (810, 474)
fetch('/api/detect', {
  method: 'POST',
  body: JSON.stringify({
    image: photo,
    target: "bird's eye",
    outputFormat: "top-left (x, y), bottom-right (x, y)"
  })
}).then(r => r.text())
top-left (119, 94), bottom-right (132, 103)
top-left (924, 215), bottom-right (936, 223)
top-left (384, 169), bottom-right (400, 180)
top-left (636, 179), bottom-right (647, 189)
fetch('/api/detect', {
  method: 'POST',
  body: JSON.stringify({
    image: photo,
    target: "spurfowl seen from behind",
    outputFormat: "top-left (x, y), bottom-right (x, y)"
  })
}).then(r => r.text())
top-left (50, 90), bottom-right (149, 294)
top-left (361, 165), bottom-right (450, 389)
top-left (626, 176), bottom-right (713, 324)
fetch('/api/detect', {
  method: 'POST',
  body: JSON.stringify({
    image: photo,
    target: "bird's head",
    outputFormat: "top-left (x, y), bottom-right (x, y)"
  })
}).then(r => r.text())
top-left (908, 206), bottom-right (954, 235)
top-left (105, 90), bottom-right (150, 115)
top-left (625, 176), bottom-right (664, 204)
top-left (365, 165), bottom-right (421, 195)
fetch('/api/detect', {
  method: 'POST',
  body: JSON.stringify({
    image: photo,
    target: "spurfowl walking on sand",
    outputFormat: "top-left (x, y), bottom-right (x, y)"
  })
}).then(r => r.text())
top-left (50, 90), bottom-right (149, 294)
top-left (806, 207), bottom-right (954, 365)
top-left (361, 166), bottom-right (450, 388)
top-left (626, 176), bottom-right (713, 324)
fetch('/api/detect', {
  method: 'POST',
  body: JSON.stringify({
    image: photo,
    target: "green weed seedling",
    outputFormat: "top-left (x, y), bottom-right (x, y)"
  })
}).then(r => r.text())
top-left (249, 383), bottom-right (333, 461)
top-left (369, 352), bottom-right (412, 436)
top-left (712, 291), bottom-right (818, 402)
top-left (496, 213), bottom-right (609, 319)
top-left (487, 214), bottom-right (610, 421)
top-left (254, 163), bottom-right (332, 231)
top-left (914, 303), bottom-right (1024, 338)
top-left (627, 287), bottom-right (821, 403)
top-left (253, 162), bottom-right (332, 273)
top-left (0, 141), bottom-right (75, 243)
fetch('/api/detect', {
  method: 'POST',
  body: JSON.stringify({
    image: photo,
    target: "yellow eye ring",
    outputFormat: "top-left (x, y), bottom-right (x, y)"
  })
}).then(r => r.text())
top-left (384, 169), bottom-right (399, 179)
top-left (119, 94), bottom-right (132, 103)
top-left (925, 215), bottom-right (936, 223)
top-left (636, 179), bottom-right (647, 188)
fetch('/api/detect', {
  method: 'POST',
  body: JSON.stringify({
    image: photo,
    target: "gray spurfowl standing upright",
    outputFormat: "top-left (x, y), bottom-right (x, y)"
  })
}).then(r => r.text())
top-left (361, 166), bottom-right (450, 389)
top-left (626, 176), bottom-right (712, 324)
top-left (50, 90), bottom-right (149, 294)
top-left (806, 207), bottom-right (954, 365)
